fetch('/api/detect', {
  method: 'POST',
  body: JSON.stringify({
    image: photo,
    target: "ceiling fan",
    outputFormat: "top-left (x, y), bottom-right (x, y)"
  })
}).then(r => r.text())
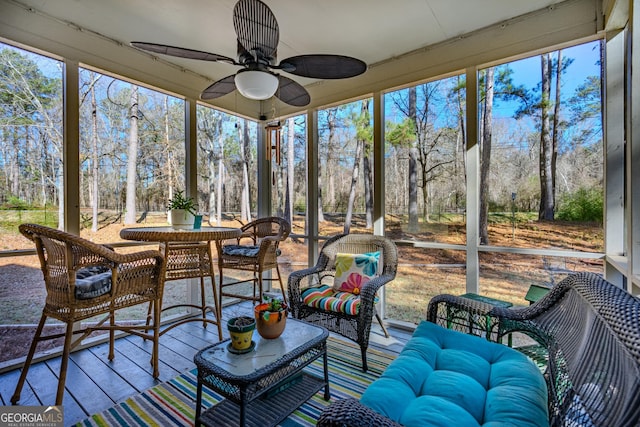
top-left (131, 0), bottom-right (367, 107)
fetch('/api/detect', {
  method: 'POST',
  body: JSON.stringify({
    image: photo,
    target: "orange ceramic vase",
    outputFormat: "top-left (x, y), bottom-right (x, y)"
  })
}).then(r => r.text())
top-left (254, 303), bottom-right (287, 339)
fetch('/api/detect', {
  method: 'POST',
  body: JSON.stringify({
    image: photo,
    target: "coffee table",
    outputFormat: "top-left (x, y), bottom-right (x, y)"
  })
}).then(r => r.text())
top-left (194, 318), bottom-right (330, 427)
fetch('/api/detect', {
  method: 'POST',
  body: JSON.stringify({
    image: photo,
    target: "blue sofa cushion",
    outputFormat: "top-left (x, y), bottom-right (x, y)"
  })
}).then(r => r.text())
top-left (360, 320), bottom-right (549, 427)
top-left (75, 266), bottom-right (112, 300)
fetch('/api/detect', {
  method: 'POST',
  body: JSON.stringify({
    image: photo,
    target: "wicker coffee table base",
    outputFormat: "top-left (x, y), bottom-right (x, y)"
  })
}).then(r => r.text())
top-left (194, 320), bottom-right (330, 427)
top-left (198, 373), bottom-right (326, 427)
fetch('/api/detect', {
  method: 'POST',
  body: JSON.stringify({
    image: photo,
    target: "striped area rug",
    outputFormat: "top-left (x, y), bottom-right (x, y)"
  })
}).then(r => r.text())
top-left (75, 337), bottom-right (396, 426)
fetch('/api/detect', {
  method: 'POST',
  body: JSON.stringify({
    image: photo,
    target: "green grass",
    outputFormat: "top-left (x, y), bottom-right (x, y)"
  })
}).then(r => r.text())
top-left (0, 209), bottom-right (58, 231)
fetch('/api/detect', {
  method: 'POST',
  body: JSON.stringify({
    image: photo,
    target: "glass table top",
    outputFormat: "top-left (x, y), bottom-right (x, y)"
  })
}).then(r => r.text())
top-left (198, 318), bottom-right (326, 377)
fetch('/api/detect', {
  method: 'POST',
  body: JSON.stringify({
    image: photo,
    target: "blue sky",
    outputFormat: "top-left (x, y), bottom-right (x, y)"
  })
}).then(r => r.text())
top-left (493, 40), bottom-right (601, 118)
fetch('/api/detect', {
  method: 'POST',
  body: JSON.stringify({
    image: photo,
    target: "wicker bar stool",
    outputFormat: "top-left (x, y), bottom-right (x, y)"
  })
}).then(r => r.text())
top-left (215, 217), bottom-right (291, 308)
top-left (13, 223), bottom-right (165, 405)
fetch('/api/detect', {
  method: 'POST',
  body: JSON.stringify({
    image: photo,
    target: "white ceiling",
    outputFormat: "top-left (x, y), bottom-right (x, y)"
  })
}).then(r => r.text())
top-left (1, 0), bottom-right (597, 117)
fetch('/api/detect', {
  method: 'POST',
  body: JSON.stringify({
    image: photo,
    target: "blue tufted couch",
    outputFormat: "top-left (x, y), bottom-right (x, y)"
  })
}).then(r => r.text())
top-left (360, 321), bottom-right (547, 426)
top-left (317, 272), bottom-right (640, 427)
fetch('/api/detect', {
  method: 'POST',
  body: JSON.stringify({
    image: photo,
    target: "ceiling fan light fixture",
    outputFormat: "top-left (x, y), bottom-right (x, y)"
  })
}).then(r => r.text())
top-left (234, 70), bottom-right (279, 100)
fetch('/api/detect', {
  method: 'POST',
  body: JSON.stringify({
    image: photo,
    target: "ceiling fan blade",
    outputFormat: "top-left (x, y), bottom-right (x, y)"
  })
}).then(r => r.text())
top-left (278, 54), bottom-right (367, 79)
top-left (200, 75), bottom-right (237, 100)
top-left (233, 0), bottom-right (279, 59)
top-left (275, 75), bottom-right (310, 107)
top-left (131, 42), bottom-right (236, 64)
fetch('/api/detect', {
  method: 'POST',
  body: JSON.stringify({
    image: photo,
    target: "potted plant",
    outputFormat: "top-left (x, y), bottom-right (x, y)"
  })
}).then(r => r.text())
top-left (227, 316), bottom-right (256, 353)
top-left (167, 190), bottom-right (197, 229)
top-left (254, 295), bottom-right (288, 339)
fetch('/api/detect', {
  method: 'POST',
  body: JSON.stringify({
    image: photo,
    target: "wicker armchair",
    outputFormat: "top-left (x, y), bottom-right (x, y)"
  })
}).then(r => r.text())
top-left (215, 217), bottom-right (290, 307)
top-left (12, 223), bottom-right (165, 405)
top-left (288, 233), bottom-right (398, 371)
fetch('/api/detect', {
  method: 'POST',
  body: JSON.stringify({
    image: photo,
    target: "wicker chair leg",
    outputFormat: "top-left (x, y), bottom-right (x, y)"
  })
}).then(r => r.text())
top-left (151, 298), bottom-right (161, 378)
top-left (375, 312), bottom-right (390, 338)
top-left (199, 275), bottom-right (207, 328)
top-left (109, 309), bottom-right (115, 360)
top-left (360, 346), bottom-right (368, 372)
top-left (144, 300), bottom-right (153, 341)
top-left (218, 267), bottom-right (224, 315)
top-left (255, 270), bottom-right (263, 305)
top-left (209, 273), bottom-right (223, 340)
top-left (55, 321), bottom-right (75, 405)
top-left (275, 264), bottom-right (288, 306)
top-left (11, 313), bottom-right (47, 404)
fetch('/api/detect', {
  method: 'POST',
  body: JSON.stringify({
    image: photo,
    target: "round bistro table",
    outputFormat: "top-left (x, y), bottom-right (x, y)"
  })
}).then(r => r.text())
top-left (120, 226), bottom-right (242, 339)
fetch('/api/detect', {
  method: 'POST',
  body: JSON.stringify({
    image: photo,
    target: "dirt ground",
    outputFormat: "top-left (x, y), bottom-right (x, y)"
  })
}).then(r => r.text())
top-left (0, 216), bottom-right (603, 365)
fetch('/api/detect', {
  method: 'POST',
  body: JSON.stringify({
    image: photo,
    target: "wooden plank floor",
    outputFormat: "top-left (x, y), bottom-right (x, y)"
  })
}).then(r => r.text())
top-left (0, 301), bottom-right (412, 426)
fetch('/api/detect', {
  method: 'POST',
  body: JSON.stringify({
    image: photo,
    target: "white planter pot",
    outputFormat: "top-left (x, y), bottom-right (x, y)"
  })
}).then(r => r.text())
top-left (169, 209), bottom-right (195, 229)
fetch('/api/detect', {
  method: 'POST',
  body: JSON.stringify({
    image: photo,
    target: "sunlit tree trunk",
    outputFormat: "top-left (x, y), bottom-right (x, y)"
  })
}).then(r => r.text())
top-left (326, 109), bottom-right (337, 213)
top-left (197, 109), bottom-right (220, 224)
top-left (11, 111), bottom-right (19, 196)
top-left (539, 53), bottom-right (554, 220)
top-left (344, 133), bottom-right (363, 233)
top-left (318, 111), bottom-right (337, 223)
top-left (456, 75), bottom-right (466, 210)
top-left (277, 161), bottom-right (284, 217)
top-left (164, 96), bottom-right (175, 220)
top-left (240, 120), bottom-right (251, 222)
top-left (480, 67), bottom-right (494, 245)
top-left (57, 167), bottom-right (64, 229)
top-left (285, 117), bottom-right (295, 225)
top-left (217, 130), bottom-right (224, 224)
top-left (363, 153), bottom-right (373, 228)
top-left (361, 100), bottom-right (373, 229)
top-left (408, 87), bottom-right (419, 232)
top-left (124, 86), bottom-right (139, 224)
top-left (551, 50), bottom-right (562, 211)
top-left (318, 161), bottom-right (325, 222)
top-left (207, 149), bottom-right (217, 223)
top-left (91, 77), bottom-right (99, 232)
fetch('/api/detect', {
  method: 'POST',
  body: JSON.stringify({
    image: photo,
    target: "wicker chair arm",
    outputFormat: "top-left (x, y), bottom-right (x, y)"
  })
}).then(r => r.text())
top-left (235, 230), bottom-right (255, 245)
top-left (287, 265), bottom-right (324, 287)
top-left (427, 293), bottom-right (545, 320)
top-left (427, 294), bottom-right (496, 321)
top-left (427, 294), bottom-right (548, 344)
top-left (287, 265), bottom-right (324, 316)
top-left (317, 398), bottom-right (403, 427)
top-left (359, 273), bottom-right (395, 306)
top-left (257, 234), bottom-right (278, 250)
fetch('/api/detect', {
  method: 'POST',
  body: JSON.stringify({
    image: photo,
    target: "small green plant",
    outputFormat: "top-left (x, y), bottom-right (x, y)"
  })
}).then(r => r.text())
top-left (166, 190), bottom-right (197, 215)
top-left (259, 294), bottom-right (287, 321)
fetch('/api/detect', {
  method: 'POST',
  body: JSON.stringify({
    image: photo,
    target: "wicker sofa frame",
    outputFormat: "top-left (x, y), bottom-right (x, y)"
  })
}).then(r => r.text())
top-left (317, 272), bottom-right (640, 427)
top-left (12, 223), bottom-right (165, 405)
top-left (288, 233), bottom-right (398, 371)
